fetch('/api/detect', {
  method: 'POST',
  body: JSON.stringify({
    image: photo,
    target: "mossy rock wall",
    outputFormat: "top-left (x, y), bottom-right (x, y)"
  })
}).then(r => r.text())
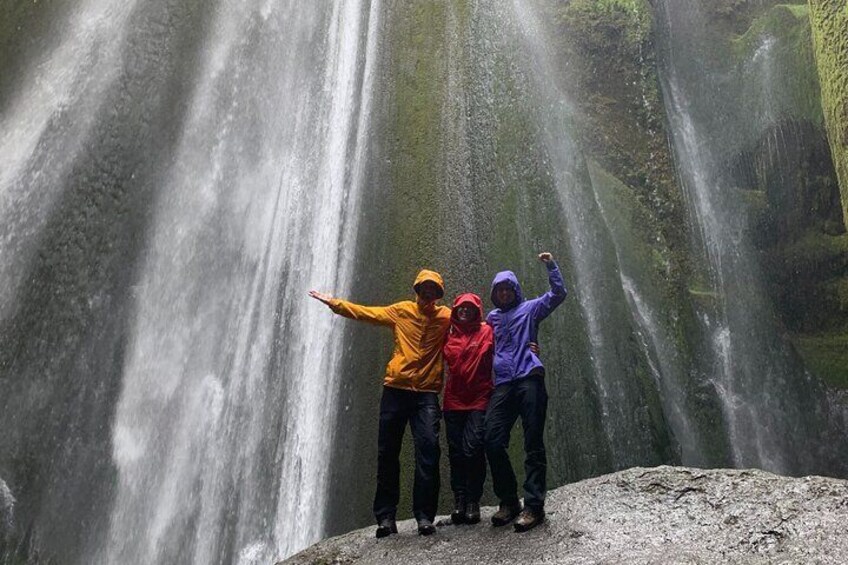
top-left (553, 0), bottom-right (689, 284)
top-left (809, 0), bottom-right (848, 226)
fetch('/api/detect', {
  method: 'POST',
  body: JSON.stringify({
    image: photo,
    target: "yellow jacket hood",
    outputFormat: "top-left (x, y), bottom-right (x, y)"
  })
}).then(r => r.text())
top-left (413, 269), bottom-right (445, 299)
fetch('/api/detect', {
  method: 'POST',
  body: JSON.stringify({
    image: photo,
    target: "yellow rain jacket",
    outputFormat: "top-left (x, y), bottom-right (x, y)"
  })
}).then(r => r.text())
top-left (329, 270), bottom-right (451, 392)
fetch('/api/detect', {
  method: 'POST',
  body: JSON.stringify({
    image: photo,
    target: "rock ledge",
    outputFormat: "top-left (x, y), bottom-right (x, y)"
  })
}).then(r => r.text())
top-left (280, 466), bottom-right (848, 564)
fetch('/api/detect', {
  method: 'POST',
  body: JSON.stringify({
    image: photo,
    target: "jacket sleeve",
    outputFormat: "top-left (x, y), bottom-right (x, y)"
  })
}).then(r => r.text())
top-left (529, 261), bottom-right (567, 322)
top-left (328, 299), bottom-right (398, 326)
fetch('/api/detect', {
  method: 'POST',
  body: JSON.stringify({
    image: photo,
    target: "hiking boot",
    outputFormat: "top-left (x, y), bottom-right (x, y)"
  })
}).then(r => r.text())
top-left (417, 518), bottom-right (436, 536)
top-left (375, 516), bottom-right (397, 538)
top-left (490, 500), bottom-right (522, 527)
top-left (465, 501), bottom-right (481, 525)
top-left (450, 498), bottom-right (467, 525)
top-left (514, 507), bottom-right (545, 532)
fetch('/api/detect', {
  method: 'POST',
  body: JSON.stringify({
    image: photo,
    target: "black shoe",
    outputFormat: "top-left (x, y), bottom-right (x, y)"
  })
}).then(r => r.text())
top-left (514, 507), bottom-right (545, 532)
top-left (490, 500), bottom-right (522, 527)
top-left (417, 518), bottom-right (436, 536)
top-left (375, 516), bottom-right (397, 538)
top-left (465, 501), bottom-right (481, 524)
top-left (451, 498), bottom-right (467, 525)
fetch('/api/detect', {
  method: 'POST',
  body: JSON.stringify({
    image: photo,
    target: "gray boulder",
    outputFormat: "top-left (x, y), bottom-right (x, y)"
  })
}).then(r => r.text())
top-left (280, 466), bottom-right (848, 564)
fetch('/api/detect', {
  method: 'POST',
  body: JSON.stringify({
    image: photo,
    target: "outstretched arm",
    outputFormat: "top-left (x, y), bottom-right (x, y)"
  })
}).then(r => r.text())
top-left (308, 290), bottom-right (334, 305)
top-left (530, 252), bottom-right (567, 322)
top-left (308, 290), bottom-right (396, 326)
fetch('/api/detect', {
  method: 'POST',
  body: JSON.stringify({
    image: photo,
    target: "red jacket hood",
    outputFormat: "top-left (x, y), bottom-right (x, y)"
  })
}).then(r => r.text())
top-left (451, 293), bottom-right (485, 331)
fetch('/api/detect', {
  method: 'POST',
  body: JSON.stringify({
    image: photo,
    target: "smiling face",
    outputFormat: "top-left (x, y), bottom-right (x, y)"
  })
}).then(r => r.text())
top-left (455, 304), bottom-right (478, 323)
top-left (494, 282), bottom-right (516, 307)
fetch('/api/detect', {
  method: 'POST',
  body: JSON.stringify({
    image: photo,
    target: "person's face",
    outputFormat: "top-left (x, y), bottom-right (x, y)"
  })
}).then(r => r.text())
top-left (495, 282), bottom-right (515, 306)
top-left (455, 304), bottom-right (478, 323)
top-left (417, 281), bottom-right (440, 304)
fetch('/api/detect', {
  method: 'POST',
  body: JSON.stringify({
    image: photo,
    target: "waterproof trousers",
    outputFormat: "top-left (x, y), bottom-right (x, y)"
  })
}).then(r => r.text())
top-left (484, 374), bottom-right (548, 511)
top-left (373, 386), bottom-right (441, 523)
top-left (444, 410), bottom-right (486, 505)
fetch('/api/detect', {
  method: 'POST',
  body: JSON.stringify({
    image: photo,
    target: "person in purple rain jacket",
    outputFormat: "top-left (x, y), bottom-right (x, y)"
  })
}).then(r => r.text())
top-left (485, 252), bottom-right (567, 532)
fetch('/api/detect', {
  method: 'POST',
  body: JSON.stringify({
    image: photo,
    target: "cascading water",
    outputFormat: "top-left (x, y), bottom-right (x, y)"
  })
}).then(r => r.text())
top-left (2, 0), bottom-right (379, 563)
top-left (618, 276), bottom-right (702, 463)
top-left (0, 0), bottom-right (137, 326)
top-left (3, 1), bottom-right (847, 563)
top-left (0, 479), bottom-right (13, 540)
top-left (655, 0), bottom-right (847, 474)
top-left (99, 2), bottom-right (379, 563)
top-left (500, 0), bottom-right (682, 467)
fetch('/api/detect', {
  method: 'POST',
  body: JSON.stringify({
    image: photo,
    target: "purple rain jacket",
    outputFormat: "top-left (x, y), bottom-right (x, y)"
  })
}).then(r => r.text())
top-left (486, 261), bottom-right (567, 386)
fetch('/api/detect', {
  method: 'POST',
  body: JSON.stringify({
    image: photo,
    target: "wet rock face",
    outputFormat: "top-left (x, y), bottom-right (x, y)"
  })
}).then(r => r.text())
top-left (280, 466), bottom-right (848, 564)
top-left (809, 0), bottom-right (848, 226)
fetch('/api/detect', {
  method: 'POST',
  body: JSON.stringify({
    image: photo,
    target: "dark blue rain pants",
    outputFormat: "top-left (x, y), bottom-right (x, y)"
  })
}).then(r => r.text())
top-left (444, 409), bottom-right (486, 505)
top-left (484, 373), bottom-right (548, 511)
top-left (373, 386), bottom-right (441, 523)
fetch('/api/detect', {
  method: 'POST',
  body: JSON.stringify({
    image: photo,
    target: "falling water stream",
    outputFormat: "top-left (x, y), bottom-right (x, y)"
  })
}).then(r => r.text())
top-left (1, 1), bottom-right (846, 563)
top-left (505, 0), bottom-right (683, 467)
top-left (0, 0), bottom-right (138, 325)
top-left (655, 0), bottom-right (844, 474)
top-left (2, 1), bottom-right (380, 563)
top-left (99, 3), bottom-right (379, 563)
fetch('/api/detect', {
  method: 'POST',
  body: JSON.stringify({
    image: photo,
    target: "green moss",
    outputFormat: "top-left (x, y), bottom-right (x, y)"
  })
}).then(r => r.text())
top-left (809, 0), bottom-right (848, 226)
top-left (731, 4), bottom-right (823, 125)
top-left (553, 0), bottom-right (704, 394)
top-left (588, 161), bottom-right (671, 289)
top-left (701, 0), bottom-right (807, 36)
top-left (552, 0), bottom-right (690, 290)
top-left (557, 0), bottom-right (653, 46)
top-left (792, 332), bottom-right (848, 388)
top-left (727, 4), bottom-right (845, 342)
top-left (780, 231), bottom-right (848, 271)
top-left (784, 3), bottom-right (812, 18)
top-left (488, 71), bottom-right (548, 272)
top-left (762, 228), bottom-right (848, 333)
top-left (705, 0), bottom-right (759, 30)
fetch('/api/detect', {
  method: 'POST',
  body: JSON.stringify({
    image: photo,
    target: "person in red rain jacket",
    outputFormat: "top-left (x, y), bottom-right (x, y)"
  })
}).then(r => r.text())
top-left (442, 293), bottom-right (493, 525)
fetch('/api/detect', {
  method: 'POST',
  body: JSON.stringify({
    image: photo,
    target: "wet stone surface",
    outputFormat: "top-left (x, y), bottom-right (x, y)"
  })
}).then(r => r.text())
top-left (280, 466), bottom-right (848, 564)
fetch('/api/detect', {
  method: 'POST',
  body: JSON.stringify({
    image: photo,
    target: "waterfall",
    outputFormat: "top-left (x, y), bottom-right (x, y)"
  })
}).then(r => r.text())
top-left (0, 0), bottom-right (138, 324)
top-left (618, 276), bottom-right (702, 463)
top-left (97, 2), bottom-right (379, 563)
top-left (3, 1), bottom-right (847, 563)
top-left (0, 479), bottom-right (13, 540)
top-left (503, 0), bottom-right (678, 467)
top-left (655, 0), bottom-right (844, 474)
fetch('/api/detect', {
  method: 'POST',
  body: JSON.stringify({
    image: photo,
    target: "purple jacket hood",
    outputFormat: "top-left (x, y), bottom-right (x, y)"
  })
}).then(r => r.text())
top-left (490, 270), bottom-right (524, 310)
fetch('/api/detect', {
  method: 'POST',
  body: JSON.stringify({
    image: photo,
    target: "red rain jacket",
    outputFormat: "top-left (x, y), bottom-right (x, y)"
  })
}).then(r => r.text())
top-left (443, 293), bottom-right (494, 411)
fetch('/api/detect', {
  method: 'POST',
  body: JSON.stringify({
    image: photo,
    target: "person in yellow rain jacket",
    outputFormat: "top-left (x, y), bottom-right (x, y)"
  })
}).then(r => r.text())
top-left (309, 269), bottom-right (451, 538)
